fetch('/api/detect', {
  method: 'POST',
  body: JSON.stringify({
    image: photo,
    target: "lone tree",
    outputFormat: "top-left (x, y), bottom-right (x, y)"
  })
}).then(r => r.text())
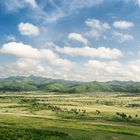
top-left (128, 115), bottom-right (132, 119)
top-left (116, 112), bottom-right (120, 116)
top-left (96, 110), bottom-right (101, 115)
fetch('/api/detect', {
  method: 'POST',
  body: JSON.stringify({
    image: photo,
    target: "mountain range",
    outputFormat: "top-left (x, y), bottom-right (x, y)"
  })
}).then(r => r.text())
top-left (0, 75), bottom-right (140, 93)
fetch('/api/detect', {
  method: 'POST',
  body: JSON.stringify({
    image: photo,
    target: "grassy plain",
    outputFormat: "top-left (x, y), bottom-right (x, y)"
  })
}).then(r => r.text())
top-left (0, 92), bottom-right (139, 140)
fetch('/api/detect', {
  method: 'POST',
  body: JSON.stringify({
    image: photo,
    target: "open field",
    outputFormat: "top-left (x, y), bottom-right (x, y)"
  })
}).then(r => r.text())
top-left (0, 92), bottom-right (140, 140)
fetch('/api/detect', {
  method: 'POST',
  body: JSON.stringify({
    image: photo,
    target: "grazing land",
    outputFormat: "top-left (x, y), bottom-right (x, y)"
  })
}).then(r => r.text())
top-left (0, 91), bottom-right (139, 140)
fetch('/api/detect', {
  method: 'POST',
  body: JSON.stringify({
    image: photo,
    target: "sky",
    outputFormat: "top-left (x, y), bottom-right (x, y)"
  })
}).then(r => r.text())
top-left (0, 0), bottom-right (140, 81)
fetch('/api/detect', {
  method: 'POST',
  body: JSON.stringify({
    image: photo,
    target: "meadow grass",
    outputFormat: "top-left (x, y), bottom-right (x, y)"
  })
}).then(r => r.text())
top-left (0, 92), bottom-right (139, 139)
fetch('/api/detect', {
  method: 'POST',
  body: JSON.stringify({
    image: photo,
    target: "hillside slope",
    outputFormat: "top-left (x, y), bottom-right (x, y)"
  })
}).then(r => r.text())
top-left (0, 76), bottom-right (140, 93)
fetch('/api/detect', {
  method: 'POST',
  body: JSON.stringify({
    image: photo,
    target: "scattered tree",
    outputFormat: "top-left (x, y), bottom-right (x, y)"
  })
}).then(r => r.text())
top-left (96, 110), bottom-right (101, 115)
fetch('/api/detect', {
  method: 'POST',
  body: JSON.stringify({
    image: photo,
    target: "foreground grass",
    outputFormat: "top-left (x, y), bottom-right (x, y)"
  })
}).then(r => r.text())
top-left (0, 114), bottom-right (140, 140)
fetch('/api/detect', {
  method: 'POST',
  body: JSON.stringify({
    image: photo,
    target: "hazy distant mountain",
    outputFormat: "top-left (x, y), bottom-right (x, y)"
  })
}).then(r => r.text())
top-left (0, 76), bottom-right (140, 93)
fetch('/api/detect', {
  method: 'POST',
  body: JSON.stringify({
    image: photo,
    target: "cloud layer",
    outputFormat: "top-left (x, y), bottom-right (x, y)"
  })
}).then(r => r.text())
top-left (56, 46), bottom-right (123, 59)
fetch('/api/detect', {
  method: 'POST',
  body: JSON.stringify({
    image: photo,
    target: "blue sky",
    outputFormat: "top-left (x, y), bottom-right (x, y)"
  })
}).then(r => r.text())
top-left (0, 0), bottom-right (140, 81)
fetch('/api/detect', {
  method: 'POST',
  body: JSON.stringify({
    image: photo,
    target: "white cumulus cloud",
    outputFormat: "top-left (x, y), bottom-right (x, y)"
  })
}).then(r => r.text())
top-left (113, 20), bottom-right (134, 30)
top-left (68, 33), bottom-right (89, 45)
top-left (56, 46), bottom-right (123, 59)
top-left (0, 42), bottom-right (75, 68)
top-left (0, 42), bottom-right (41, 58)
top-left (18, 22), bottom-right (40, 36)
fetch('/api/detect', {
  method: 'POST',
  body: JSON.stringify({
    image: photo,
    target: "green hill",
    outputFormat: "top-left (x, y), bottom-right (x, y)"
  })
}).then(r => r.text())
top-left (0, 76), bottom-right (140, 93)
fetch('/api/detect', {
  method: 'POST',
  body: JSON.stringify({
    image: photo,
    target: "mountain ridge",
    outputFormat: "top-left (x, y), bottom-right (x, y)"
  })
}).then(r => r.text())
top-left (0, 75), bottom-right (140, 93)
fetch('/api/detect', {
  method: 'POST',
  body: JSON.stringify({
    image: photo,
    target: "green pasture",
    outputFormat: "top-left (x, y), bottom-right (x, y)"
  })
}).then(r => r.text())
top-left (0, 92), bottom-right (139, 140)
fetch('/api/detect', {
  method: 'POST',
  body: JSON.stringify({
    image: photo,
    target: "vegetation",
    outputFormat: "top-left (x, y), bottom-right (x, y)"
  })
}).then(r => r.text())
top-left (1, 76), bottom-right (140, 93)
top-left (0, 91), bottom-right (139, 139)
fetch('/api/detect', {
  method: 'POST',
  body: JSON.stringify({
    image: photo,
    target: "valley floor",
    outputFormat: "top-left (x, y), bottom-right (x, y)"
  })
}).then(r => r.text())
top-left (0, 92), bottom-right (139, 140)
